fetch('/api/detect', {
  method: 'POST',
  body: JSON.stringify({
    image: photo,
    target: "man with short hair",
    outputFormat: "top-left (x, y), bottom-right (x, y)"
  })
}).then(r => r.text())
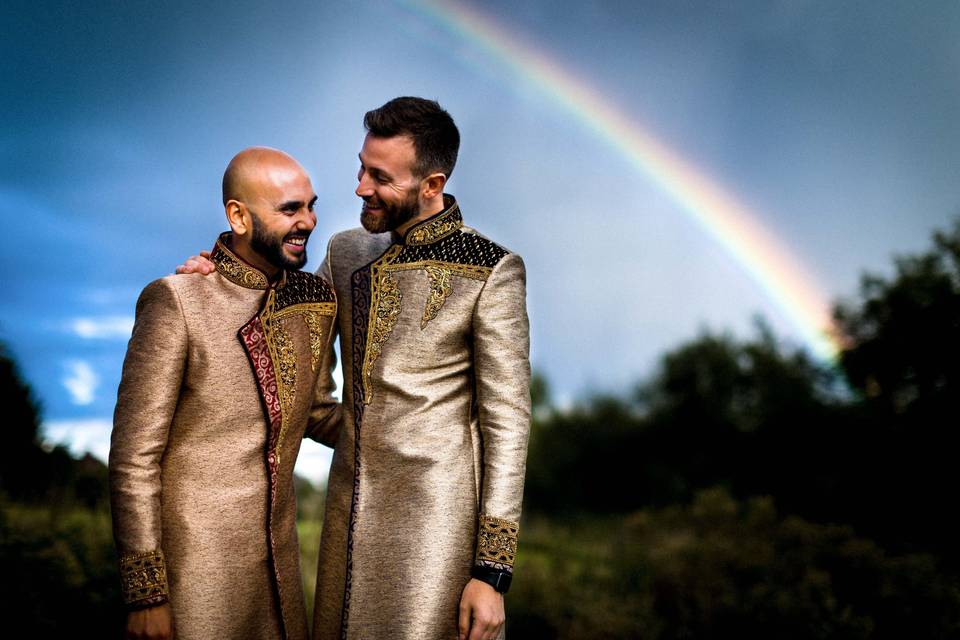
top-left (315, 97), bottom-right (530, 640)
top-left (111, 147), bottom-right (340, 640)
top-left (181, 98), bottom-right (531, 640)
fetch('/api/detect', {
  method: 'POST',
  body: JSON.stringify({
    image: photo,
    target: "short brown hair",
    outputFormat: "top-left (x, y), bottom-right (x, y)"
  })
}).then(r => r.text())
top-left (363, 97), bottom-right (460, 179)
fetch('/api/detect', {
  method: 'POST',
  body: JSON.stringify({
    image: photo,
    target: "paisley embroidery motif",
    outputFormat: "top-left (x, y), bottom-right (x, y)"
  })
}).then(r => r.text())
top-left (210, 234), bottom-right (269, 289)
top-left (421, 266), bottom-right (452, 329)
top-left (274, 324), bottom-right (296, 412)
top-left (303, 311), bottom-right (324, 372)
top-left (405, 199), bottom-right (463, 245)
top-left (362, 270), bottom-right (402, 403)
top-left (355, 198), bottom-right (508, 401)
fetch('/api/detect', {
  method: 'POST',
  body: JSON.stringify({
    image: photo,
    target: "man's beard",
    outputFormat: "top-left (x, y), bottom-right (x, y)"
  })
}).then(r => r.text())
top-left (360, 187), bottom-right (419, 234)
top-left (250, 213), bottom-right (308, 271)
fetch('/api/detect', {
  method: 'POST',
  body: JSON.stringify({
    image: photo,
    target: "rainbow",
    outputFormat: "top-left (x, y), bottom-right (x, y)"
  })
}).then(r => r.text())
top-left (401, 0), bottom-right (839, 359)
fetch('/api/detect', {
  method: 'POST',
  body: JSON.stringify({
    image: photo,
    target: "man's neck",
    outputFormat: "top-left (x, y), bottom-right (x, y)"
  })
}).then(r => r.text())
top-left (394, 195), bottom-right (446, 237)
top-left (227, 236), bottom-right (282, 281)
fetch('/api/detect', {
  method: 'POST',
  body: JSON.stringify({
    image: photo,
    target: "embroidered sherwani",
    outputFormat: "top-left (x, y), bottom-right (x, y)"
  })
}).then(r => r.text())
top-left (109, 234), bottom-right (339, 640)
top-left (312, 196), bottom-right (531, 640)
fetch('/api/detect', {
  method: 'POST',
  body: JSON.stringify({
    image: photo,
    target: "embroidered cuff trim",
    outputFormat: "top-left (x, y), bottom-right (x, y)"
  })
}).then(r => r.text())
top-left (475, 514), bottom-right (519, 571)
top-left (119, 549), bottom-right (169, 608)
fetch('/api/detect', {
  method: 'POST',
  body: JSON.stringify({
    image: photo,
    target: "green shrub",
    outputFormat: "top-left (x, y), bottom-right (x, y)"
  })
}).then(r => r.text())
top-left (508, 488), bottom-right (960, 639)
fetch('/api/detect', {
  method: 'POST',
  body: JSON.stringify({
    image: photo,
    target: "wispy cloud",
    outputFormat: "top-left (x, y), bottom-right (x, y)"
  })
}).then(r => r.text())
top-left (43, 418), bottom-right (112, 462)
top-left (69, 316), bottom-right (134, 340)
top-left (63, 360), bottom-right (99, 405)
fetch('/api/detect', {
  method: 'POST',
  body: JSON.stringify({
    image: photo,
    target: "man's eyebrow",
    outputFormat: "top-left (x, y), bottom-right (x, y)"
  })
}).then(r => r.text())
top-left (277, 194), bottom-right (319, 211)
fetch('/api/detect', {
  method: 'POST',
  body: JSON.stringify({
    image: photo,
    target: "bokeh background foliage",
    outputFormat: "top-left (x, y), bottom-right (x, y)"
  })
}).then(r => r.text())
top-left (3, 221), bottom-right (960, 637)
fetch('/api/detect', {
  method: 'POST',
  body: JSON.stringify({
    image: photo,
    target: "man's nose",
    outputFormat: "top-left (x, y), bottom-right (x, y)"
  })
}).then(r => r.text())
top-left (296, 207), bottom-right (317, 231)
top-left (356, 172), bottom-right (373, 198)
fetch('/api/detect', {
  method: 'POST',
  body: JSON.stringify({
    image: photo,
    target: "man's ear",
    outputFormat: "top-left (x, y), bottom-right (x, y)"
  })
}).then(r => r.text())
top-left (421, 172), bottom-right (447, 200)
top-left (225, 200), bottom-right (249, 236)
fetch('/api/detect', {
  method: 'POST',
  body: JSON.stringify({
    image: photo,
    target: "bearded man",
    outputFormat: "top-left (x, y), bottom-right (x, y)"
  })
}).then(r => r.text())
top-left (110, 147), bottom-right (340, 640)
top-left (180, 98), bottom-right (531, 640)
top-left (315, 97), bottom-right (530, 640)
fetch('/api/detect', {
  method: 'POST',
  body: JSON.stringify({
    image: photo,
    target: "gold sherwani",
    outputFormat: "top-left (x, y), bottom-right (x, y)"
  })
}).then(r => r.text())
top-left (313, 196), bottom-right (531, 639)
top-left (109, 234), bottom-right (339, 640)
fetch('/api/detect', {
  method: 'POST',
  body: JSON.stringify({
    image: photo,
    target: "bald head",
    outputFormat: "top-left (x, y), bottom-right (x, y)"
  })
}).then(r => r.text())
top-left (220, 147), bottom-right (318, 276)
top-left (222, 146), bottom-right (307, 206)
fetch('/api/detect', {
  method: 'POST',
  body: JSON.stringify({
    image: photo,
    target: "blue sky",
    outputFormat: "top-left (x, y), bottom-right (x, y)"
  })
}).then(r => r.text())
top-left (2, 0), bottom-right (958, 482)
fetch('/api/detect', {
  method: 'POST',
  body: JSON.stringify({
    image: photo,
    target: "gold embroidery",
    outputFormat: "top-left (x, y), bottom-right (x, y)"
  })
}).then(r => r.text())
top-left (272, 301), bottom-right (336, 322)
top-left (119, 549), bottom-right (169, 606)
top-left (270, 303), bottom-right (334, 374)
top-left (406, 202), bottom-right (463, 245)
top-left (303, 311), bottom-right (324, 372)
top-left (388, 261), bottom-right (492, 281)
top-left (475, 515), bottom-right (519, 569)
top-left (273, 323), bottom-right (297, 462)
top-left (363, 269), bottom-right (402, 403)
top-left (211, 235), bottom-right (269, 289)
top-left (274, 324), bottom-right (297, 412)
top-left (421, 266), bottom-right (452, 329)
top-left (260, 290), bottom-right (295, 466)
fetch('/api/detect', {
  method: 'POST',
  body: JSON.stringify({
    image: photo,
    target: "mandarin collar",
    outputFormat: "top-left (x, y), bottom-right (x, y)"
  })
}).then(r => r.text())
top-left (210, 232), bottom-right (285, 290)
top-left (400, 194), bottom-right (463, 246)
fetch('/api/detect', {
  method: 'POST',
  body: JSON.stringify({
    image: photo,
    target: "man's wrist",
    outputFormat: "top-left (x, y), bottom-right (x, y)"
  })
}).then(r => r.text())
top-left (470, 565), bottom-right (512, 594)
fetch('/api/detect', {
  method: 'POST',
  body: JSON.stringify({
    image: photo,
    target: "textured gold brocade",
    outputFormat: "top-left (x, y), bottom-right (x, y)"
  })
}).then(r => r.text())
top-left (362, 268), bottom-right (402, 403)
top-left (360, 243), bottom-right (496, 400)
top-left (405, 201), bottom-right (463, 245)
top-left (390, 261), bottom-right (492, 281)
top-left (383, 262), bottom-right (491, 332)
top-left (273, 322), bottom-right (296, 465)
top-left (210, 236), bottom-right (269, 290)
top-left (303, 311), bottom-right (324, 372)
top-left (270, 303), bottom-right (334, 374)
top-left (421, 266), bottom-right (452, 329)
top-left (475, 515), bottom-right (519, 569)
top-left (260, 290), bottom-right (296, 465)
top-left (260, 297), bottom-right (334, 461)
top-left (272, 301), bottom-right (336, 321)
top-left (274, 325), bottom-right (297, 413)
top-left (119, 549), bottom-right (169, 606)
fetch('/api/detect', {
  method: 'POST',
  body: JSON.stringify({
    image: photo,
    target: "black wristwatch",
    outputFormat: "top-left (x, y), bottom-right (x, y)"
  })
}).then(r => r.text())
top-left (470, 565), bottom-right (512, 594)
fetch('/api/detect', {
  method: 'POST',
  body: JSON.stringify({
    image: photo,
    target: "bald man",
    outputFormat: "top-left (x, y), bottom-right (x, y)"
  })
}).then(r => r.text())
top-left (109, 147), bottom-right (341, 640)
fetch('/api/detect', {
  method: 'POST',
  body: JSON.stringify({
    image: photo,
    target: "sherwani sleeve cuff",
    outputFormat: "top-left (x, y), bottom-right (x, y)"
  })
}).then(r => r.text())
top-left (474, 514), bottom-right (519, 574)
top-left (119, 549), bottom-right (169, 609)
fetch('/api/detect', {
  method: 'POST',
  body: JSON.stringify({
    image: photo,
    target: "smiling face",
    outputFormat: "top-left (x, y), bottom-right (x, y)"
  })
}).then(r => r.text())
top-left (223, 148), bottom-right (318, 275)
top-left (355, 133), bottom-right (422, 234)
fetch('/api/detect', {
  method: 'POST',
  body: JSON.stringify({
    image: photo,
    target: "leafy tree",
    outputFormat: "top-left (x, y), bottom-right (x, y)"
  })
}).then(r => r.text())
top-left (835, 220), bottom-right (960, 418)
top-left (833, 219), bottom-right (960, 565)
top-left (0, 341), bottom-right (48, 501)
top-left (638, 325), bottom-right (839, 507)
top-left (524, 327), bottom-right (844, 516)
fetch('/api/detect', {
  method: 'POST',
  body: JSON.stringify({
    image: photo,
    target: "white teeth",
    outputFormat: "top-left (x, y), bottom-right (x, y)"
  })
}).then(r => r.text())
top-left (287, 237), bottom-right (305, 246)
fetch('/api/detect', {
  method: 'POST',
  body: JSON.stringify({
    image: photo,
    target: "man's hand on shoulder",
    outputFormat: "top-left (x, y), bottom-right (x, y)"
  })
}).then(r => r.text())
top-left (175, 250), bottom-right (215, 275)
top-left (458, 578), bottom-right (505, 640)
top-left (125, 602), bottom-right (173, 640)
